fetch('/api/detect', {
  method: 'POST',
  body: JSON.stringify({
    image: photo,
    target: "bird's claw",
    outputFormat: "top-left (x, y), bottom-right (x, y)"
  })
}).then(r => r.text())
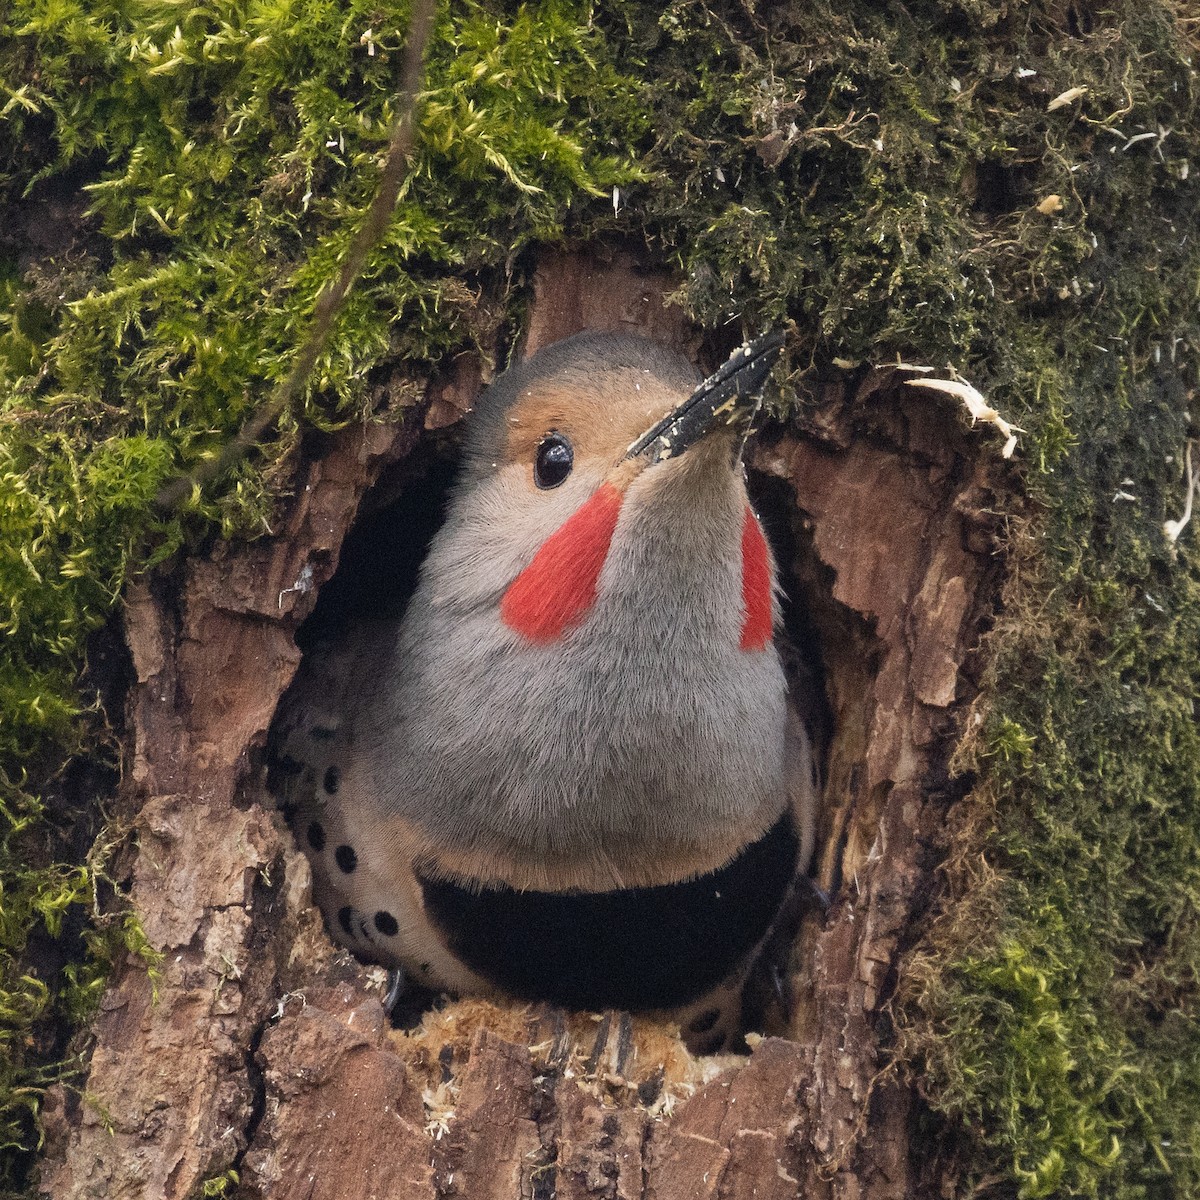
top-left (383, 966), bottom-right (407, 1013)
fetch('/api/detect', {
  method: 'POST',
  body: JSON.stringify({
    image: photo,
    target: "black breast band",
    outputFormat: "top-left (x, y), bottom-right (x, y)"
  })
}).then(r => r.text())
top-left (418, 814), bottom-right (798, 1012)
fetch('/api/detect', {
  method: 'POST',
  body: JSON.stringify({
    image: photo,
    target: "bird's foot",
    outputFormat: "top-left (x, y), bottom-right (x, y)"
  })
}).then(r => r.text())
top-left (383, 966), bottom-right (407, 1013)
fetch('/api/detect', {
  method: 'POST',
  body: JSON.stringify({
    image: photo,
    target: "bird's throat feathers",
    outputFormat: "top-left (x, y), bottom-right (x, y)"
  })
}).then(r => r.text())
top-left (499, 481), bottom-right (774, 649)
top-left (499, 482), bottom-right (624, 643)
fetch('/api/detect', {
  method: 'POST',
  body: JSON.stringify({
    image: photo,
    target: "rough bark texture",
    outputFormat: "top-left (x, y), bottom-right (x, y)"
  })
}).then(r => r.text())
top-left (39, 414), bottom-right (426, 1198)
top-left (755, 379), bottom-right (1004, 1196)
top-left (38, 248), bottom-right (1009, 1199)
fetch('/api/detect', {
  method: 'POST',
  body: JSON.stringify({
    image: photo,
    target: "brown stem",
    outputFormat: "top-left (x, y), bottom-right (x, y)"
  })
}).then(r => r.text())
top-left (154, 0), bottom-right (439, 513)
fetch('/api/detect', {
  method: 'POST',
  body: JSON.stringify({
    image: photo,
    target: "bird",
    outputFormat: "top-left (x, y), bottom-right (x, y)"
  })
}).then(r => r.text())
top-left (269, 331), bottom-right (819, 1054)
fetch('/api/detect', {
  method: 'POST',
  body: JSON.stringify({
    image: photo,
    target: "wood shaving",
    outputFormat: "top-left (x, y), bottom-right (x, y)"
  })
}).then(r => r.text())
top-left (905, 373), bottom-right (1023, 458)
top-left (1047, 86), bottom-right (1088, 112)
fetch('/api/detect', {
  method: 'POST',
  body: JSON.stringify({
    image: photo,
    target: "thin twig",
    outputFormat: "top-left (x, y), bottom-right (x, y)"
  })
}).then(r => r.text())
top-left (155, 0), bottom-right (439, 512)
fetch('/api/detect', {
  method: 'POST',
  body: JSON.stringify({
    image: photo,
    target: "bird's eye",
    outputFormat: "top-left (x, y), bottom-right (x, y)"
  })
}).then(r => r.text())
top-left (534, 432), bottom-right (574, 489)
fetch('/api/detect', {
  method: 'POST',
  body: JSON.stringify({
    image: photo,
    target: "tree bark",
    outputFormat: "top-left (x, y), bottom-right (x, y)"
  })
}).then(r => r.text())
top-left (38, 246), bottom-right (1013, 1199)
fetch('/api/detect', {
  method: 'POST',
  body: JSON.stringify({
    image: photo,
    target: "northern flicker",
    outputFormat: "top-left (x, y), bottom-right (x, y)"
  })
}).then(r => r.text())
top-left (270, 331), bottom-right (819, 1053)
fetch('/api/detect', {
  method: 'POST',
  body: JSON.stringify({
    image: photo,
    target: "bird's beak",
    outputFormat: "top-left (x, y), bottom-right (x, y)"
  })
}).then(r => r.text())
top-left (623, 332), bottom-right (785, 465)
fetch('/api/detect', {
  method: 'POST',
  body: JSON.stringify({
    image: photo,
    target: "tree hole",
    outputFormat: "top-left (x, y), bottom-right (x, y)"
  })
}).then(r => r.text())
top-left (268, 362), bottom-right (861, 1052)
top-left (267, 329), bottom-right (1008, 1075)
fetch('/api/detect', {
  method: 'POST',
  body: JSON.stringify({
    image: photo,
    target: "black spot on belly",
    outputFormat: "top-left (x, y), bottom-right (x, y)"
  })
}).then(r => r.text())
top-left (419, 815), bottom-right (798, 1012)
top-left (334, 844), bottom-right (357, 873)
top-left (323, 766), bottom-right (340, 794)
top-left (307, 821), bottom-right (326, 852)
top-left (374, 911), bottom-right (399, 937)
top-left (337, 906), bottom-right (356, 937)
top-left (688, 1007), bottom-right (722, 1035)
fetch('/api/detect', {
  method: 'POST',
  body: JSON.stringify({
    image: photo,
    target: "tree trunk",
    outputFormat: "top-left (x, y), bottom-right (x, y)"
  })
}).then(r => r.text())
top-left (6, 4), bottom-right (1196, 1199)
top-left (39, 249), bottom-right (1011, 1199)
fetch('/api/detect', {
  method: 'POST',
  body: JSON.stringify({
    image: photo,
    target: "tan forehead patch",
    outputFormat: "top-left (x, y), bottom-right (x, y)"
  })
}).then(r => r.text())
top-left (504, 373), bottom-right (687, 466)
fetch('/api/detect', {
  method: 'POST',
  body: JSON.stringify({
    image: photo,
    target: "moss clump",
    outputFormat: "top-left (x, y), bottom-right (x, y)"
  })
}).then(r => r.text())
top-left (589, 3), bottom-right (1199, 1192)
top-left (0, 0), bottom-right (646, 1183)
top-left (1, 0), bottom-right (1198, 1195)
top-left (914, 534), bottom-right (1200, 1195)
top-left (199, 1167), bottom-right (239, 1198)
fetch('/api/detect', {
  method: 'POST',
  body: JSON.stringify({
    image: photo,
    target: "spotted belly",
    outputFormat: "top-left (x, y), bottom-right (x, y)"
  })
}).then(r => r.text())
top-left (268, 639), bottom-right (803, 1054)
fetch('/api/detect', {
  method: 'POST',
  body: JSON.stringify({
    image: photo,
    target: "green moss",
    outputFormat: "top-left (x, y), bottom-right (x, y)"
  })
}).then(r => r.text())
top-left (198, 1167), bottom-right (239, 1198)
top-left (937, 545), bottom-right (1200, 1195)
top-left (601, 4), bottom-right (1198, 1191)
top-left (0, 0), bottom-right (647, 1185)
top-left (1, 0), bottom-right (1198, 1194)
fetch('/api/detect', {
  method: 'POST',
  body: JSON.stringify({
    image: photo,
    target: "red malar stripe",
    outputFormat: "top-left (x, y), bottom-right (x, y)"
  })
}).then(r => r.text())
top-left (740, 506), bottom-right (773, 651)
top-left (501, 483), bottom-right (624, 643)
